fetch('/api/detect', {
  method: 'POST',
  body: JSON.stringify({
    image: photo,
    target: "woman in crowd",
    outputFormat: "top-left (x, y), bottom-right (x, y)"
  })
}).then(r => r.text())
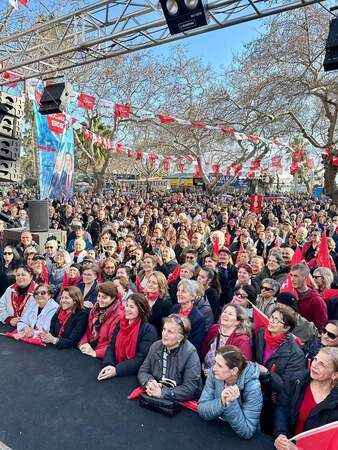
top-left (313, 267), bottom-right (338, 302)
top-left (274, 347), bottom-right (338, 450)
top-left (40, 286), bottom-right (88, 349)
top-left (194, 281), bottom-right (214, 332)
top-left (138, 314), bottom-right (202, 401)
top-left (61, 263), bottom-right (82, 290)
top-left (144, 271), bottom-right (172, 336)
top-left (78, 266), bottom-right (99, 308)
top-left (304, 320), bottom-right (338, 361)
top-left (158, 246), bottom-right (178, 278)
top-left (17, 284), bottom-right (58, 335)
top-left (0, 245), bottom-right (19, 297)
top-left (256, 278), bottom-right (280, 316)
top-left (171, 279), bottom-right (206, 352)
top-left (0, 265), bottom-right (37, 326)
top-left (70, 238), bottom-right (88, 264)
top-left (78, 282), bottom-right (121, 359)
top-left (265, 253), bottom-right (288, 284)
top-left (198, 345), bottom-right (263, 439)
top-left (202, 304), bottom-right (252, 373)
top-left (217, 247), bottom-right (237, 306)
top-left (31, 255), bottom-right (50, 284)
top-left (168, 262), bottom-right (195, 304)
top-left (231, 284), bottom-right (257, 320)
top-left (254, 305), bottom-right (306, 432)
top-left (112, 275), bottom-right (132, 305)
top-left (100, 257), bottom-right (117, 282)
top-left (136, 254), bottom-right (157, 292)
top-left (197, 267), bottom-right (221, 322)
top-left (49, 249), bottom-right (71, 297)
top-left (97, 293), bottom-right (157, 380)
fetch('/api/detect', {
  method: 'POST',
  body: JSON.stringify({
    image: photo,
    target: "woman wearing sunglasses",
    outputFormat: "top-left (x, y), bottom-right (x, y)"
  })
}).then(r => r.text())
top-left (0, 245), bottom-right (19, 297)
top-left (256, 278), bottom-right (280, 316)
top-left (254, 305), bottom-right (306, 434)
top-left (304, 320), bottom-right (338, 362)
top-left (17, 284), bottom-right (58, 336)
top-left (274, 347), bottom-right (338, 450)
top-left (138, 314), bottom-right (202, 401)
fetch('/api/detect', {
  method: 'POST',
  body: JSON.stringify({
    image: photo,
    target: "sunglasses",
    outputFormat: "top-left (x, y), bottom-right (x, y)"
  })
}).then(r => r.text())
top-left (235, 292), bottom-right (248, 299)
top-left (35, 290), bottom-right (47, 296)
top-left (323, 329), bottom-right (338, 340)
top-left (313, 275), bottom-right (323, 279)
top-left (261, 286), bottom-right (272, 291)
top-left (45, 246), bottom-right (55, 249)
top-left (3, 251), bottom-right (13, 255)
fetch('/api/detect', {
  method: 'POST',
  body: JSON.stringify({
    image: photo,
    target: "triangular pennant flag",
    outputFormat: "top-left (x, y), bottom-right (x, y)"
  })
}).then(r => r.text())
top-left (316, 232), bottom-right (331, 269)
top-left (77, 93), bottom-right (96, 111)
top-left (291, 246), bottom-right (303, 265)
top-left (158, 114), bottom-right (175, 124)
top-left (291, 422), bottom-right (338, 450)
top-left (252, 305), bottom-right (269, 332)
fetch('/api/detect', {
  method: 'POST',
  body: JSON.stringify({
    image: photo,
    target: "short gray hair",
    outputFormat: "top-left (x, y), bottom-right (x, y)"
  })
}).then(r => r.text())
top-left (262, 278), bottom-right (280, 294)
top-left (178, 279), bottom-right (199, 301)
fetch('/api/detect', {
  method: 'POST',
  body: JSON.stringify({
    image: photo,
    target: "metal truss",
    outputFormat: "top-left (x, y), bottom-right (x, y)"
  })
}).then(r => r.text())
top-left (0, 0), bottom-right (326, 85)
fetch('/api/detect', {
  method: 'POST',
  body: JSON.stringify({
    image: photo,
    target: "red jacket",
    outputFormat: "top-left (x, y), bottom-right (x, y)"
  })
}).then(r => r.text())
top-left (200, 324), bottom-right (252, 361)
top-left (297, 289), bottom-right (328, 330)
top-left (79, 304), bottom-right (121, 359)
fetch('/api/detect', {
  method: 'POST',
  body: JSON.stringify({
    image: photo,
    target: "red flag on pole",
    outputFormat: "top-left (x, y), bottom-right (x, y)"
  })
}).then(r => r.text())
top-left (291, 422), bottom-right (338, 450)
top-left (280, 274), bottom-right (298, 298)
top-left (252, 305), bottom-right (269, 332)
top-left (114, 103), bottom-right (131, 119)
top-left (212, 240), bottom-right (219, 256)
top-left (77, 93), bottom-right (96, 111)
top-left (316, 233), bottom-right (331, 269)
top-left (291, 246), bottom-right (304, 265)
top-left (158, 114), bottom-right (175, 124)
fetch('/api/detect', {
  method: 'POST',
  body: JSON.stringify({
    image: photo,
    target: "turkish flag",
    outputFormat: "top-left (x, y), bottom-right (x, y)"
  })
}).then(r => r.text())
top-left (47, 113), bottom-right (66, 134)
top-left (212, 164), bottom-right (220, 174)
top-left (162, 159), bottom-right (171, 172)
top-left (290, 161), bottom-right (300, 175)
top-left (250, 194), bottom-right (264, 213)
top-left (191, 121), bottom-right (206, 129)
top-left (115, 143), bottom-right (124, 154)
top-left (135, 150), bottom-right (143, 160)
top-left (220, 126), bottom-right (235, 137)
top-left (2, 70), bottom-right (21, 87)
top-left (158, 114), bottom-right (175, 124)
top-left (250, 159), bottom-right (261, 171)
top-left (271, 156), bottom-right (282, 170)
top-left (178, 163), bottom-right (185, 173)
top-left (77, 93), bottom-right (96, 111)
top-left (292, 422), bottom-right (338, 450)
top-left (114, 103), bottom-right (131, 119)
top-left (252, 306), bottom-right (269, 332)
top-left (316, 233), bottom-right (331, 269)
top-left (194, 163), bottom-right (202, 178)
top-left (280, 274), bottom-right (298, 299)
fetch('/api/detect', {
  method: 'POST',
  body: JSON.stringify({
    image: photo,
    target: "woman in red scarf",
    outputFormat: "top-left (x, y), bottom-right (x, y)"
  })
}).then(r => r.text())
top-left (40, 286), bottom-right (88, 349)
top-left (97, 293), bottom-right (157, 380)
top-left (254, 305), bottom-right (306, 434)
top-left (31, 255), bottom-right (50, 284)
top-left (0, 265), bottom-right (37, 326)
top-left (78, 282), bottom-right (121, 359)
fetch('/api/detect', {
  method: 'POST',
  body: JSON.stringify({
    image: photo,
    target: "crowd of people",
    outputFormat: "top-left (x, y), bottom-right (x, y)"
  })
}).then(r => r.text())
top-left (0, 187), bottom-right (337, 447)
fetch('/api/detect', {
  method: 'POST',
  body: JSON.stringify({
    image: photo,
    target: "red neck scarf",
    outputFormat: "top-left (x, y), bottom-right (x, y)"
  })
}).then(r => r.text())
top-left (147, 292), bottom-right (159, 304)
top-left (89, 301), bottom-right (120, 347)
top-left (264, 329), bottom-right (288, 349)
top-left (57, 307), bottom-right (73, 337)
top-left (179, 306), bottom-right (192, 318)
top-left (11, 281), bottom-right (36, 318)
top-left (115, 317), bottom-right (142, 364)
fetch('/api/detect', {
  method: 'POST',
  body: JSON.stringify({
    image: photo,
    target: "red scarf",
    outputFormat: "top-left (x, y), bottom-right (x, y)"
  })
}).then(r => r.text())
top-left (57, 308), bottom-right (73, 337)
top-left (88, 301), bottom-right (120, 346)
top-left (115, 317), bottom-right (141, 364)
top-left (61, 273), bottom-right (81, 290)
top-left (11, 281), bottom-right (36, 318)
top-left (264, 329), bottom-right (288, 349)
top-left (147, 292), bottom-right (159, 304)
top-left (179, 307), bottom-right (192, 318)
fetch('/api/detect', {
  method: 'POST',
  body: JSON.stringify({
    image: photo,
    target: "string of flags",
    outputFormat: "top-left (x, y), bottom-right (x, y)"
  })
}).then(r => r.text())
top-left (8, 0), bottom-right (28, 9)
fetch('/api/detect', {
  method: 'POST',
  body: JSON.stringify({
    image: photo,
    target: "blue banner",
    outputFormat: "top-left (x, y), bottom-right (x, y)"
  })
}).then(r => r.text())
top-left (32, 89), bottom-right (75, 201)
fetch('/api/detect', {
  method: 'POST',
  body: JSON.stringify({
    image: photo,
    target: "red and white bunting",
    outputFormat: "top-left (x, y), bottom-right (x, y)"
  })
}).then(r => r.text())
top-left (114, 103), bottom-right (132, 119)
top-left (78, 93), bottom-right (96, 111)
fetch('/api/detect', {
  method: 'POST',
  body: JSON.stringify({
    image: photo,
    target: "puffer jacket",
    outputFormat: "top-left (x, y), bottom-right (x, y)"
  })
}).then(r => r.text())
top-left (198, 362), bottom-right (263, 439)
top-left (195, 295), bottom-right (214, 332)
top-left (138, 339), bottom-right (202, 401)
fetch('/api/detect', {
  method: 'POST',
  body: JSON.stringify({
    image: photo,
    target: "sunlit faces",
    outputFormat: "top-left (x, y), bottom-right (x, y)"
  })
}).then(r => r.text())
top-left (232, 289), bottom-right (249, 309)
top-left (145, 275), bottom-right (159, 294)
top-left (197, 269), bottom-right (210, 287)
top-left (74, 239), bottom-right (86, 252)
top-left (290, 270), bottom-right (305, 290)
top-left (179, 266), bottom-right (193, 279)
top-left (124, 298), bottom-right (139, 322)
top-left (176, 284), bottom-right (194, 307)
top-left (60, 290), bottom-right (75, 310)
top-left (35, 288), bottom-right (50, 308)
top-left (267, 310), bottom-right (288, 335)
top-left (20, 232), bottom-right (33, 247)
top-left (321, 323), bottom-right (338, 347)
top-left (97, 291), bottom-right (115, 308)
top-left (142, 257), bottom-right (155, 272)
top-left (213, 353), bottom-right (238, 382)
top-left (82, 269), bottom-right (97, 284)
top-left (260, 284), bottom-right (274, 299)
top-left (220, 306), bottom-right (240, 329)
top-left (237, 267), bottom-right (251, 284)
top-left (266, 256), bottom-right (279, 273)
top-left (218, 251), bottom-right (230, 266)
top-left (161, 320), bottom-right (183, 349)
top-left (15, 268), bottom-right (33, 288)
top-left (3, 246), bottom-right (14, 262)
top-left (69, 266), bottom-right (80, 279)
top-left (310, 351), bottom-right (337, 384)
top-left (204, 257), bottom-right (217, 270)
top-left (281, 247), bottom-right (294, 266)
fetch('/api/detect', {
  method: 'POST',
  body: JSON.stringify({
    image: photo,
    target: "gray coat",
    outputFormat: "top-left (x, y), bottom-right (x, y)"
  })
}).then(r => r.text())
top-left (198, 362), bottom-right (263, 439)
top-left (138, 339), bottom-right (202, 401)
top-left (17, 297), bottom-right (59, 333)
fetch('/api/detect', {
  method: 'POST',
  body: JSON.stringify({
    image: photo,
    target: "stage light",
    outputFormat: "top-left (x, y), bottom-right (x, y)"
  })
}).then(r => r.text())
top-left (323, 17), bottom-right (338, 72)
top-left (159, 0), bottom-right (208, 35)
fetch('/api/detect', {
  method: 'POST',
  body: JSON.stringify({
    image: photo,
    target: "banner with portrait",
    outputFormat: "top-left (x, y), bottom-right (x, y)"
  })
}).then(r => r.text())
top-left (32, 84), bottom-right (75, 201)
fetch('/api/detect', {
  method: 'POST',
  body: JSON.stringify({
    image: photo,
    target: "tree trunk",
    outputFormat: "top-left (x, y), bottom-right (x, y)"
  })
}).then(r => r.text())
top-left (94, 173), bottom-right (104, 194)
top-left (324, 163), bottom-right (338, 204)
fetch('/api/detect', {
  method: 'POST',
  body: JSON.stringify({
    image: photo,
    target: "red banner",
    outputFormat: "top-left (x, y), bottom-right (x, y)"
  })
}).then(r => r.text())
top-left (114, 103), bottom-right (132, 119)
top-left (47, 113), bottom-right (66, 135)
top-left (158, 114), bottom-right (175, 124)
top-left (77, 93), bottom-right (96, 111)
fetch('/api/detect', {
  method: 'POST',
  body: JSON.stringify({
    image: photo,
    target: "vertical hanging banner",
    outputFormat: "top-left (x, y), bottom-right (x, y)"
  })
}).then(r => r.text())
top-left (32, 82), bottom-right (75, 201)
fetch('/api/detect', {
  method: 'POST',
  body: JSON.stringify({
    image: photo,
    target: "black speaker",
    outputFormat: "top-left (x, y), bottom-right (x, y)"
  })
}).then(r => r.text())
top-left (0, 92), bottom-right (25, 118)
top-left (324, 17), bottom-right (338, 72)
top-left (38, 82), bottom-right (70, 115)
top-left (0, 160), bottom-right (20, 182)
top-left (159, 0), bottom-right (208, 35)
top-left (0, 136), bottom-right (20, 161)
top-left (28, 200), bottom-right (49, 232)
top-left (0, 114), bottom-right (21, 139)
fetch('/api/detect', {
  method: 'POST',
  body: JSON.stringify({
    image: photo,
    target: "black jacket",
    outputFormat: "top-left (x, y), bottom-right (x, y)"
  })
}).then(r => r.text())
top-left (274, 373), bottom-right (338, 438)
top-left (171, 304), bottom-right (206, 352)
top-left (217, 264), bottom-right (237, 306)
top-left (102, 322), bottom-right (157, 376)
top-left (148, 295), bottom-right (172, 336)
top-left (254, 328), bottom-right (306, 394)
top-left (78, 281), bottom-right (98, 304)
top-left (50, 309), bottom-right (88, 349)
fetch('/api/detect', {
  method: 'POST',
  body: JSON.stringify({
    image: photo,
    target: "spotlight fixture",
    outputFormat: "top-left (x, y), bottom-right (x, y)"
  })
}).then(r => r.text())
top-left (159, 0), bottom-right (208, 35)
top-left (323, 17), bottom-right (338, 72)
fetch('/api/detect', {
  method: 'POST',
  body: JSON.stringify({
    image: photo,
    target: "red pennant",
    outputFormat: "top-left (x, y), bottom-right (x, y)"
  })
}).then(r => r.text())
top-left (2, 70), bottom-right (21, 87)
top-left (250, 194), bottom-right (264, 214)
top-left (211, 164), bottom-right (220, 174)
top-left (250, 158), bottom-right (261, 171)
top-left (191, 121), bottom-right (206, 129)
top-left (230, 163), bottom-right (242, 176)
top-left (316, 233), bottom-right (331, 269)
top-left (291, 247), bottom-right (304, 265)
top-left (248, 134), bottom-right (261, 144)
top-left (162, 159), bottom-right (171, 172)
top-left (158, 114), bottom-right (175, 124)
top-left (127, 149), bottom-right (133, 158)
top-left (83, 129), bottom-right (93, 142)
top-left (293, 422), bottom-right (338, 450)
top-left (332, 156), bottom-right (338, 167)
top-left (220, 126), bottom-right (235, 137)
top-left (115, 143), bottom-right (124, 154)
top-left (77, 93), bottom-right (96, 111)
top-left (135, 150), bottom-right (143, 160)
top-left (247, 169), bottom-right (255, 179)
top-left (253, 306), bottom-right (269, 332)
top-left (194, 163), bottom-right (203, 178)
top-left (292, 148), bottom-right (305, 162)
top-left (47, 113), bottom-right (66, 135)
top-left (290, 161), bottom-right (300, 175)
top-left (178, 163), bottom-right (185, 173)
top-left (212, 240), bottom-right (219, 256)
top-left (114, 103), bottom-right (131, 119)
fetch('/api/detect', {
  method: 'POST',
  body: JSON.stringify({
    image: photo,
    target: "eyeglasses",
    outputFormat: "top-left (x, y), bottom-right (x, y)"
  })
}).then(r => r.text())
top-left (269, 315), bottom-right (285, 325)
top-left (35, 290), bottom-right (47, 296)
top-left (323, 329), bottom-right (338, 340)
top-left (3, 251), bottom-right (13, 255)
top-left (261, 286), bottom-right (272, 291)
top-left (45, 246), bottom-right (55, 249)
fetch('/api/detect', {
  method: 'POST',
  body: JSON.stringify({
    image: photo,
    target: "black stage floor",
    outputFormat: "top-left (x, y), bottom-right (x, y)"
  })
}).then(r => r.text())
top-left (0, 334), bottom-right (274, 450)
